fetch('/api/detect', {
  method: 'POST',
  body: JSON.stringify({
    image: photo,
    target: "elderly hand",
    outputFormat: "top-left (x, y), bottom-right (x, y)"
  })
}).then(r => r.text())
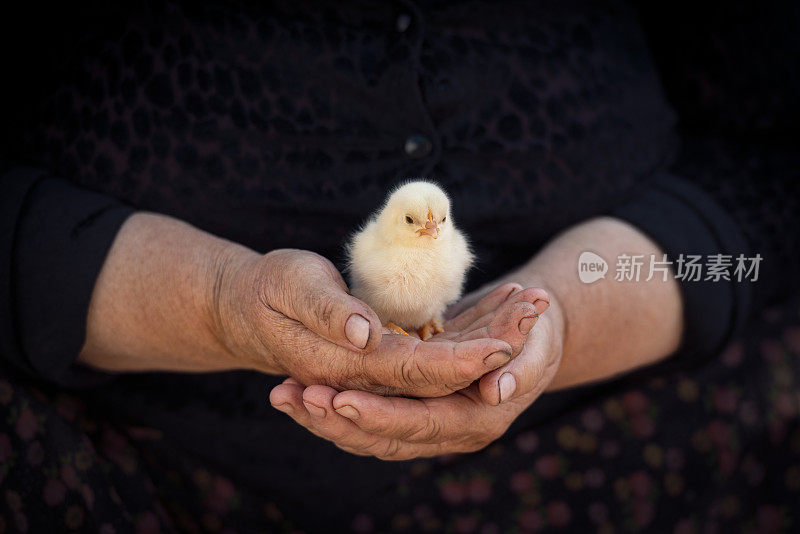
top-left (215, 249), bottom-right (548, 397)
top-left (268, 285), bottom-right (562, 460)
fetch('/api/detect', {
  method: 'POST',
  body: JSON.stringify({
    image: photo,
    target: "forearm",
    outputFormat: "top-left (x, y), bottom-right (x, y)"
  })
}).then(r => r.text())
top-left (78, 212), bottom-right (265, 373)
top-left (498, 217), bottom-right (683, 389)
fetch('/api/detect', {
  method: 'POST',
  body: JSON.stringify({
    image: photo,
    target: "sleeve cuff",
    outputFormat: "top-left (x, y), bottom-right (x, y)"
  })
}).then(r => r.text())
top-left (611, 173), bottom-right (752, 368)
top-left (2, 166), bottom-right (134, 385)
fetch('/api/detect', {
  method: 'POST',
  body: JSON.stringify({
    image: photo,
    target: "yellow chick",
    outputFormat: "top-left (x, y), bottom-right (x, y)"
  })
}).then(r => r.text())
top-left (346, 181), bottom-right (474, 340)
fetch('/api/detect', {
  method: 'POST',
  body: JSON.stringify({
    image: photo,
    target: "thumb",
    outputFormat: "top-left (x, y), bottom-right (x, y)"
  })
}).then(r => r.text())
top-left (270, 252), bottom-right (382, 352)
top-left (477, 315), bottom-right (559, 406)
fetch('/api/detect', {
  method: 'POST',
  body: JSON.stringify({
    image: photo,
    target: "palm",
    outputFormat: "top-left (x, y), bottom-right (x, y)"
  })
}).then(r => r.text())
top-left (336, 283), bottom-right (549, 397)
top-left (269, 283), bottom-right (560, 460)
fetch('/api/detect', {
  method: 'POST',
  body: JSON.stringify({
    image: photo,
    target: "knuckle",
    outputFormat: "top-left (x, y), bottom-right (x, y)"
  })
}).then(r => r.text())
top-left (305, 251), bottom-right (331, 271)
top-left (378, 439), bottom-right (402, 460)
top-left (263, 250), bottom-right (301, 284)
top-left (261, 249), bottom-right (289, 273)
top-left (506, 282), bottom-right (524, 292)
top-left (517, 301), bottom-right (538, 319)
top-left (401, 405), bottom-right (444, 443)
top-left (456, 357), bottom-right (483, 381)
top-left (414, 417), bottom-right (442, 442)
top-left (361, 436), bottom-right (387, 456)
top-left (394, 357), bottom-right (422, 391)
top-left (426, 419), bottom-right (444, 441)
top-left (435, 380), bottom-right (470, 397)
top-left (265, 250), bottom-right (338, 307)
top-left (300, 254), bottom-right (340, 287)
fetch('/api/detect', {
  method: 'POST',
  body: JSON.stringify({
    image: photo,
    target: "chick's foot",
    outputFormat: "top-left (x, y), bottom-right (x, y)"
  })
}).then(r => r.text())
top-left (386, 322), bottom-right (410, 336)
top-left (418, 317), bottom-right (444, 341)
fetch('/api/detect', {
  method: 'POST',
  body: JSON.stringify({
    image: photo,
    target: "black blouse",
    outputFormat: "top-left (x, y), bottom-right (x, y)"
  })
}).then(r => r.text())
top-left (0, 0), bottom-right (797, 528)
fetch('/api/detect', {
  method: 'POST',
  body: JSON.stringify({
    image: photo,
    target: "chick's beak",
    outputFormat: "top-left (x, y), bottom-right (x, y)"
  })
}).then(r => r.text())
top-left (416, 210), bottom-right (439, 239)
top-left (417, 220), bottom-right (439, 238)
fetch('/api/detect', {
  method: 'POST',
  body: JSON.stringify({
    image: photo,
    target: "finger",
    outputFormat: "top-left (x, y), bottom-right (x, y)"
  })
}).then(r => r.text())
top-left (275, 384), bottom-right (497, 459)
top-left (269, 314), bottom-right (509, 398)
top-left (302, 385), bottom-right (362, 443)
top-left (270, 382), bottom-right (368, 449)
top-left (477, 324), bottom-right (560, 406)
top-left (287, 385), bottom-right (439, 460)
top-left (446, 282), bottom-right (523, 331)
top-left (455, 289), bottom-right (550, 356)
top-left (460, 287), bottom-right (550, 333)
top-left (300, 386), bottom-right (428, 460)
top-left (454, 301), bottom-right (538, 352)
top-left (266, 251), bottom-right (382, 352)
top-left (269, 381), bottom-right (316, 427)
top-left (331, 387), bottom-right (484, 444)
top-left (361, 335), bottom-right (513, 397)
top-left (444, 283), bottom-right (505, 320)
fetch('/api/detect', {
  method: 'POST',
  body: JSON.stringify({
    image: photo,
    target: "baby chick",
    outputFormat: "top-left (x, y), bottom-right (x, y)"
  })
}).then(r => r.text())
top-left (346, 181), bottom-right (474, 340)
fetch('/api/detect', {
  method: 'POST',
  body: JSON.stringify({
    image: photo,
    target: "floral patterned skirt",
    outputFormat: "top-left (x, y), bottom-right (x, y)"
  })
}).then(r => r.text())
top-left (2, 298), bottom-right (799, 533)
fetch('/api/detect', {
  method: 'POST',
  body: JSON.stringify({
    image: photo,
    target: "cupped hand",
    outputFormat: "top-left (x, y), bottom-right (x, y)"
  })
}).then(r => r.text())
top-left (268, 287), bottom-right (564, 460)
top-left (214, 248), bottom-right (547, 397)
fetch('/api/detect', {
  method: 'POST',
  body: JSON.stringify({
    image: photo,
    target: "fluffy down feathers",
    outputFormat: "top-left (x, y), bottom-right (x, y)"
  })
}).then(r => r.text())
top-left (346, 181), bottom-right (474, 332)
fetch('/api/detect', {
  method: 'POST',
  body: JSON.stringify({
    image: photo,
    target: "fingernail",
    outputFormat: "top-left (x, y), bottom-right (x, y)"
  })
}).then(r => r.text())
top-left (303, 400), bottom-right (327, 418)
top-left (345, 314), bottom-right (370, 349)
top-left (518, 316), bottom-right (538, 335)
top-left (484, 350), bottom-right (511, 368)
top-left (335, 405), bottom-right (361, 420)
top-left (533, 299), bottom-right (549, 314)
top-left (273, 402), bottom-right (294, 414)
top-left (498, 373), bottom-right (517, 403)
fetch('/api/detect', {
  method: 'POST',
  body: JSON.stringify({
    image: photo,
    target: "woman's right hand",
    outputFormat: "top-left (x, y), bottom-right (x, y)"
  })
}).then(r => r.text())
top-left (213, 248), bottom-right (546, 397)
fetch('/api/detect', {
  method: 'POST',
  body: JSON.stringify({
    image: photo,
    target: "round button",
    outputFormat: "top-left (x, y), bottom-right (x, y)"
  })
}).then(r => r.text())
top-left (396, 13), bottom-right (412, 33)
top-left (404, 134), bottom-right (433, 159)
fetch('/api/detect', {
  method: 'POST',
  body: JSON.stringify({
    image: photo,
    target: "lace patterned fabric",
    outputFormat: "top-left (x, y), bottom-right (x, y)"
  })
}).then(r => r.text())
top-left (0, 0), bottom-right (798, 531)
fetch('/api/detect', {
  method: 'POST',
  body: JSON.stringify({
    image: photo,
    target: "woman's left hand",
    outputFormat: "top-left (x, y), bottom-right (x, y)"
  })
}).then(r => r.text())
top-left (268, 289), bottom-right (564, 460)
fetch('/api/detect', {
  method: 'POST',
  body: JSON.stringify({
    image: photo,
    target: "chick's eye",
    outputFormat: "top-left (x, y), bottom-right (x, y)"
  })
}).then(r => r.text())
top-left (405, 216), bottom-right (414, 224)
top-left (441, 216), bottom-right (446, 223)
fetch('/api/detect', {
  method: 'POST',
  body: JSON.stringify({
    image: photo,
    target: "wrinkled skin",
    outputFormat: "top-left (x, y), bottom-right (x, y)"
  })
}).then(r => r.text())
top-left (268, 281), bottom-right (563, 460)
top-left (215, 249), bottom-right (549, 398)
